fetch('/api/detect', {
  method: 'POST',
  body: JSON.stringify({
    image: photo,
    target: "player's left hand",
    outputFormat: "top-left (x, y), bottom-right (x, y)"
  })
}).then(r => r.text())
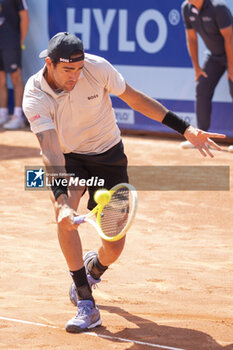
top-left (184, 126), bottom-right (226, 158)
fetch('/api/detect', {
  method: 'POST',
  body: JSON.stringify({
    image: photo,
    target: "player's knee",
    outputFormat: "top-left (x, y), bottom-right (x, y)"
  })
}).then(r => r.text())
top-left (0, 74), bottom-right (7, 88)
top-left (10, 70), bottom-right (23, 87)
top-left (196, 80), bottom-right (214, 100)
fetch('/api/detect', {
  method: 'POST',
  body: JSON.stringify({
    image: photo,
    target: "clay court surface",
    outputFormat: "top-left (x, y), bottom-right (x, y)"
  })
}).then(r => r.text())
top-left (0, 128), bottom-right (233, 350)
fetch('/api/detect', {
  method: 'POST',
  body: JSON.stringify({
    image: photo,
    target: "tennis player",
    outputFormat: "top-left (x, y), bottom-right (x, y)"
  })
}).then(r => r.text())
top-left (22, 32), bottom-right (225, 333)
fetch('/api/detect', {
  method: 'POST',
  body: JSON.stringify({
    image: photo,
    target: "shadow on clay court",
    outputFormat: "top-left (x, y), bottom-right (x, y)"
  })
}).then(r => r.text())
top-left (0, 126), bottom-right (41, 161)
top-left (0, 144), bottom-right (40, 160)
top-left (94, 305), bottom-right (233, 350)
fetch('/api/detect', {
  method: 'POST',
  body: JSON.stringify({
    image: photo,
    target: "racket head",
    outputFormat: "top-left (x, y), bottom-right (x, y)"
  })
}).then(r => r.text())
top-left (94, 183), bottom-right (137, 242)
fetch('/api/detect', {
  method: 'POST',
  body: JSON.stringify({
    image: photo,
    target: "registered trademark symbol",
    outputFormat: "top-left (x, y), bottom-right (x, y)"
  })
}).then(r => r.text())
top-left (168, 9), bottom-right (180, 26)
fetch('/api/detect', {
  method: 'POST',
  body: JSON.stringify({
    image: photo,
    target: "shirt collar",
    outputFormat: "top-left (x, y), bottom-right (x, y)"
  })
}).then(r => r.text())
top-left (40, 65), bottom-right (61, 99)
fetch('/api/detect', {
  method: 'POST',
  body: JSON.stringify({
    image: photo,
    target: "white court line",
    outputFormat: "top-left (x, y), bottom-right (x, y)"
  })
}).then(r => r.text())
top-left (0, 316), bottom-right (186, 350)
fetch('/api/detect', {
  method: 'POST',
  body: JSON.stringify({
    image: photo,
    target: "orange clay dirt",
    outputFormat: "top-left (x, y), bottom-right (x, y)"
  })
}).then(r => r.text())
top-left (0, 127), bottom-right (233, 350)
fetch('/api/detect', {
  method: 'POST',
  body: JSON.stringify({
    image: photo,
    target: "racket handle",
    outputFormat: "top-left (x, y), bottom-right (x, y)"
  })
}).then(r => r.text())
top-left (74, 215), bottom-right (86, 224)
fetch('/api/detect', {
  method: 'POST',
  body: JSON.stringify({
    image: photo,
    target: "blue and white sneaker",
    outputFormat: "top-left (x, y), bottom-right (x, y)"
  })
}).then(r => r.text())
top-left (69, 251), bottom-right (101, 306)
top-left (65, 300), bottom-right (102, 333)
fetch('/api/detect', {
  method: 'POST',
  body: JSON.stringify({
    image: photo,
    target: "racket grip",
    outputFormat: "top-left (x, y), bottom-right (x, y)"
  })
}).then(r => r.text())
top-left (74, 215), bottom-right (85, 224)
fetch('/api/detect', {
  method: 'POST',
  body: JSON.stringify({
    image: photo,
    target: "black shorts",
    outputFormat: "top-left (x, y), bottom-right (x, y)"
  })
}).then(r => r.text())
top-left (0, 48), bottom-right (21, 73)
top-left (64, 141), bottom-right (129, 210)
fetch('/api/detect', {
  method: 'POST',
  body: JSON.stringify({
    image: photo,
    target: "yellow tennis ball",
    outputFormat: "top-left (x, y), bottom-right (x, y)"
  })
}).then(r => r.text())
top-left (94, 189), bottom-right (111, 206)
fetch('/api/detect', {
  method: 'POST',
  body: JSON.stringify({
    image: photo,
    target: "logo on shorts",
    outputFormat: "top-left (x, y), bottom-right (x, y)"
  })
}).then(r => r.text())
top-left (26, 168), bottom-right (45, 188)
top-left (189, 16), bottom-right (196, 21)
top-left (10, 64), bottom-right (18, 70)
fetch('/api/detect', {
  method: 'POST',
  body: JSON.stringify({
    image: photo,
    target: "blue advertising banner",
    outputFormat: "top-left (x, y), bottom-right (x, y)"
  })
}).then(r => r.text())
top-left (48, 0), bottom-right (191, 67)
top-left (17, 0), bottom-right (233, 137)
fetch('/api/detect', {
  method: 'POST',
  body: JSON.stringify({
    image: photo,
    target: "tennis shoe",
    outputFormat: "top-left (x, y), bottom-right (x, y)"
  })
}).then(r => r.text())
top-left (65, 300), bottom-right (102, 333)
top-left (83, 251), bottom-right (101, 288)
top-left (69, 251), bottom-right (101, 306)
top-left (0, 114), bottom-right (9, 125)
top-left (69, 282), bottom-right (78, 306)
top-left (3, 115), bottom-right (26, 129)
top-left (179, 140), bottom-right (196, 149)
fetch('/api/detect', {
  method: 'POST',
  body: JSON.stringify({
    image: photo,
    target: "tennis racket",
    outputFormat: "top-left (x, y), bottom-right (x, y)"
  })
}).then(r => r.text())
top-left (73, 183), bottom-right (137, 242)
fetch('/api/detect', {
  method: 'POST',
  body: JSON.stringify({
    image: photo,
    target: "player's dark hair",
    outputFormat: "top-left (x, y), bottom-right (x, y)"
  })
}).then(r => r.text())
top-left (51, 59), bottom-right (59, 67)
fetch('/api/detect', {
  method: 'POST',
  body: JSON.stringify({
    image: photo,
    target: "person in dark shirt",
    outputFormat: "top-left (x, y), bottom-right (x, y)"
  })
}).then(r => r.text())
top-left (0, 0), bottom-right (29, 129)
top-left (180, 0), bottom-right (233, 150)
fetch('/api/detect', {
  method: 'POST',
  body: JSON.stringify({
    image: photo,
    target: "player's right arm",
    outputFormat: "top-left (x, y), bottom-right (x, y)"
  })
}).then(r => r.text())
top-left (36, 128), bottom-right (68, 206)
top-left (36, 129), bottom-right (66, 180)
top-left (185, 28), bottom-right (207, 81)
top-left (35, 129), bottom-right (78, 229)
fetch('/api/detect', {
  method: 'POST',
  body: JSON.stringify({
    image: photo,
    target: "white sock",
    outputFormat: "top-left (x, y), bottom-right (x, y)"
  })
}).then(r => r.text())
top-left (13, 107), bottom-right (23, 119)
top-left (0, 107), bottom-right (8, 117)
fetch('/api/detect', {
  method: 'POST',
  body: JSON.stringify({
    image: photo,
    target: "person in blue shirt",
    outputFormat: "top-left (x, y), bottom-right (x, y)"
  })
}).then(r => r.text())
top-left (180, 0), bottom-right (233, 150)
top-left (0, 0), bottom-right (29, 129)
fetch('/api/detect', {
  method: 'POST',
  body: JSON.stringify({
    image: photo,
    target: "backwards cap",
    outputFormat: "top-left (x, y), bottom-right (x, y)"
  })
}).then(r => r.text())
top-left (39, 32), bottom-right (84, 63)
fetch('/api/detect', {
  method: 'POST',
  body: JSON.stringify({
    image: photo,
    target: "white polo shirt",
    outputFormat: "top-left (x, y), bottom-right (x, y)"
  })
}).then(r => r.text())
top-left (23, 53), bottom-right (126, 154)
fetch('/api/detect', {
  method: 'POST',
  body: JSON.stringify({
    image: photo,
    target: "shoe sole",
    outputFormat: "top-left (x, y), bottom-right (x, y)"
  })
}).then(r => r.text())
top-left (65, 318), bottom-right (102, 333)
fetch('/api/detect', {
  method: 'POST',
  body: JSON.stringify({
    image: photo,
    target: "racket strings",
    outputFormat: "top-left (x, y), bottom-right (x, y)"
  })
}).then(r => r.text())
top-left (100, 187), bottom-right (130, 237)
